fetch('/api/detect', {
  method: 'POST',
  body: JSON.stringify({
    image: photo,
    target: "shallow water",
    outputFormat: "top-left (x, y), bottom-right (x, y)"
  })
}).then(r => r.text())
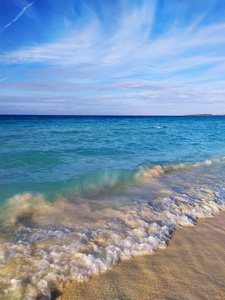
top-left (0, 115), bottom-right (225, 299)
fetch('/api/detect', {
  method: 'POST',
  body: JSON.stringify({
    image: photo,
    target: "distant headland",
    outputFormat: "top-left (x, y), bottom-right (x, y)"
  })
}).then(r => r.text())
top-left (184, 114), bottom-right (225, 116)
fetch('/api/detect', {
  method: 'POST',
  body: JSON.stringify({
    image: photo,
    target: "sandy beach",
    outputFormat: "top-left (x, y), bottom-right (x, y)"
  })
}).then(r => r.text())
top-left (58, 211), bottom-right (225, 300)
top-left (2, 0), bottom-right (225, 297)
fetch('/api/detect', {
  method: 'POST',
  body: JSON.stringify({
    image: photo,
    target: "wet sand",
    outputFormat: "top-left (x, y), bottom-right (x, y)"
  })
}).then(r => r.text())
top-left (58, 211), bottom-right (225, 300)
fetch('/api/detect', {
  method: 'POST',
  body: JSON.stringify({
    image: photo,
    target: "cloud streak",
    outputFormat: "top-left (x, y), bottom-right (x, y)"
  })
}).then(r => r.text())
top-left (1, 0), bottom-right (225, 115)
top-left (0, 1), bottom-right (35, 32)
top-left (1, 79), bottom-right (225, 104)
top-left (1, 9), bottom-right (225, 84)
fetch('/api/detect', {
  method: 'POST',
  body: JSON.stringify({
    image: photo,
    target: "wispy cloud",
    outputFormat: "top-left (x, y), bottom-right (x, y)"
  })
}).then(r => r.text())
top-left (1, 9), bottom-right (225, 84)
top-left (1, 84), bottom-right (225, 116)
top-left (0, 1), bottom-right (35, 32)
top-left (0, 78), bottom-right (183, 93)
top-left (0, 77), bottom-right (9, 82)
top-left (1, 79), bottom-right (225, 104)
top-left (1, 0), bottom-right (225, 114)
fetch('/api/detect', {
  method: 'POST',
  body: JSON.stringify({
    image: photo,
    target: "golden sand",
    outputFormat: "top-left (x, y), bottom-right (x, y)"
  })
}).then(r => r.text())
top-left (58, 212), bottom-right (225, 300)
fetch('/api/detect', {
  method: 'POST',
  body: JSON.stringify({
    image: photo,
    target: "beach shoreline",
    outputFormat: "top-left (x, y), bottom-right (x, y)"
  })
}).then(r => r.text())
top-left (58, 211), bottom-right (225, 300)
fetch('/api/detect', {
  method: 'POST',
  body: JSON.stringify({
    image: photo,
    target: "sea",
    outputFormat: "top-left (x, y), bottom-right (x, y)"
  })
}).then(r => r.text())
top-left (0, 115), bottom-right (225, 299)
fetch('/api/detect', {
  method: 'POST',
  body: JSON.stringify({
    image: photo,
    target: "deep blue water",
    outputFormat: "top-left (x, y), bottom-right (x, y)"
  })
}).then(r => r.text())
top-left (1, 115), bottom-right (225, 299)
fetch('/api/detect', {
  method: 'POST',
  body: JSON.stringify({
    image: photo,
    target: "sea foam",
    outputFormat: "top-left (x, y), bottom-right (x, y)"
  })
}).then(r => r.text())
top-left (0, 161), bottom-right (225, 299)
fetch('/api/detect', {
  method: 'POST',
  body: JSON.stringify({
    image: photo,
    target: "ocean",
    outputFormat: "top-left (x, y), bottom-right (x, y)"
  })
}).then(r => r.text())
top-left (0, 115), bottom-right (225, 299)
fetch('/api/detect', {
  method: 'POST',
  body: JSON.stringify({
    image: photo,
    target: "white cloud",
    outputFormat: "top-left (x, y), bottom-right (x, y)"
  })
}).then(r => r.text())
top-left (1, 79), bottom-right (225, 105)
top-left (1, 14), bottom-right (225, 89)
top-left (1, 1), bottom-right (225, 114)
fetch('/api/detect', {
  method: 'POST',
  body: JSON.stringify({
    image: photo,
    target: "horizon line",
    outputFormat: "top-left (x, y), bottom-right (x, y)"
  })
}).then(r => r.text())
top-left (0, 114), bottom-right (222, 117)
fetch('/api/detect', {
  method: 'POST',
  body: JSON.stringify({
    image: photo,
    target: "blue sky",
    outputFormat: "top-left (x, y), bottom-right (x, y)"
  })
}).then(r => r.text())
top-left (1, 0), bottom-right (225, 115)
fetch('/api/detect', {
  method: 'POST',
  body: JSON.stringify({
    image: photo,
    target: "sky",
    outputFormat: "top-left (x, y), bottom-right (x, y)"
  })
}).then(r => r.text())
top-left (1, 0), bottom-right (225, 115)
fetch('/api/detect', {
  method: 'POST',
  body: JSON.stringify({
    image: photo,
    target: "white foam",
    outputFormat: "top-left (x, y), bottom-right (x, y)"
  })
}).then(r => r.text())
top-left (163, 156), bottom-right (225, 173)
top-left (0, 164), bottom-right (225, 299)
top-left (1, 194), bottom-right (224, 299)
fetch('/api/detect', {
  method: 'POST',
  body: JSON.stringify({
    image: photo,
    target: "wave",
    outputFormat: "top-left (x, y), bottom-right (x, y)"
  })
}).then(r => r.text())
top-left (62, 156), bottom-right (225, 198)
top-left (0, 159), bottom-right (225, 299)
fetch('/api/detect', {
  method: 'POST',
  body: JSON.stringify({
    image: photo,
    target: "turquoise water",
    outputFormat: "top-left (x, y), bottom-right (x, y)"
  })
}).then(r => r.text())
top-left (1, 115), bottom-right (225, 201)
top-left (0, 115), bottom-right (225, 299)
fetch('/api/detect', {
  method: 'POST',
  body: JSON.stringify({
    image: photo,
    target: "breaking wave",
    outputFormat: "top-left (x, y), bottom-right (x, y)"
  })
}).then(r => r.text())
top-left (0, 159), bottom-right (225, 299)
